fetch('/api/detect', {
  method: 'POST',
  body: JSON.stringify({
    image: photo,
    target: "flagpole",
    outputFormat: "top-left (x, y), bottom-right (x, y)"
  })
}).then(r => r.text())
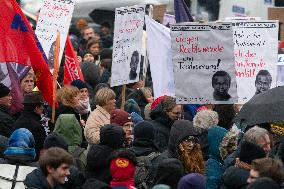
top-left (51, 32), bottom-right (60, 123)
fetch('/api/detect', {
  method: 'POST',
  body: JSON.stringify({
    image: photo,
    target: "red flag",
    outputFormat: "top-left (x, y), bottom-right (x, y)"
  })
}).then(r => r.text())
top-left (64, 35), bottom-right (84, 84)
top-left (0, 0), bottom-right (53, 106)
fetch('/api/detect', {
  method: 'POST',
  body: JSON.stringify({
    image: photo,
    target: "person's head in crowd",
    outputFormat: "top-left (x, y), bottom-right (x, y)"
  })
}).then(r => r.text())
top-left (100, 58), bottom-right (112, 73)
top-left (133, 121), bottom-right (155, 142)
top-left (100, 124), bottom-right (125, 149)
top-left (124, 99), bottom-right (141, 116)
top-left (87, 39), bottom-right (101, 58)
top-left (109, 149), bottom-right (137, 188)
top-left (0, 83), bottom-right (12, 108)
top-left (255, 70), bottom-right (272, 95)
top-left (233, 103), bottom-right (243, 114)
top-left (243, 126), bottom-right (271, 156)
top-left (23, 91), bottom-right (44, 115)
top-left (177, 173), bottom-right (205, 189)
top-left (213, 104), bottom-right (236, 130)
top-left (151, 96), bottom-right (166, 110)
top-left (162, 96), bottom-right (182, 121)
top-left (71, 79), bottom-right (89, 101)
top-left (21, 72), bottom-right (35, 93)
top-left (219, 128), bottom-right (239, 160)
top-left (193, 109), bottom-right (219, 131)
top-left (140, 87), bottom-right (154, 103)
top-left (39, 147), bottom-right (73, 186)
top-left (75, 18), bottom-right (88, 32)
top-left (42, 132), bottom-right (68, 152)
top-left (235, 140), bottom-right (266, 170)
top-left (100, 48), bottom-right (113, 60)
top-left (247, 177), bottom-right (280, 189)
top-left (153, 158), bottom-right (184, 189)
top-left (0, 135), bottom-right (8, 158)
top-left (111, 109), bottom-right (133, 146)
top-left (4, 128), bottom-right (36, 161)
top-left (81, 26), bottom-right (96, 41)
top-left (247, 158), bottom-right (284, 184)
top-left (83, 51), bottom-right (95, 63)
top-left (80, 62), bottom-right (101, 89)
top-left (100, 22), bottom-right (111, 36)
top-left (169, 120), bottom-right (204, 174)
top-left (95, 87), bottom-right (116, 113)
top-left (152, 184), bottom-right (171, 189)
top-left (130, 112), bottom-right (143, 124)
top-left (57, 85), bottom-right (80, 109)
top-left (212, 70), bottom-right (231, 101)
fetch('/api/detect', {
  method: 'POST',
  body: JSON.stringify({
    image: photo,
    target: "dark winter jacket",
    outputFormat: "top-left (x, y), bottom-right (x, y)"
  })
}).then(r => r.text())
top-left (197, 129), bottom-right (209, 161)
top-left (24, 168), bottom-right (65, 189)
top-left (150, 103), bottom-right (174, 152)
top-left (0, 105), bottom-right (15, 138)
top-left (220, 166), bottom-right (249, 189)
top-left (131, 139), bottom-right (159, 157)
top-left (13, 110), bottom-right (46, 159)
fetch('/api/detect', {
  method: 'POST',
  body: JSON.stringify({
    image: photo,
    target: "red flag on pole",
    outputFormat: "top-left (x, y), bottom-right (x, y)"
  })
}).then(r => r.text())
top-left (64, 35), bottom-right (84, 84)
top-left (0, 0), bottom-right (53, 106)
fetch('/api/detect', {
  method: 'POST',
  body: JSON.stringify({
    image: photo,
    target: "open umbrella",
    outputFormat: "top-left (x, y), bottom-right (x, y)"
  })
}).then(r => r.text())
top-left (234, 86), bottom-right (284, 126)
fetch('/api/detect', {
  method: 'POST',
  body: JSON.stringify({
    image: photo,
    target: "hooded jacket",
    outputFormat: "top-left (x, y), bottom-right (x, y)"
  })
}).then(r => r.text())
top-left (167, 120), bottom-right (198, 159)
top-left (205, 125), bottom-right (228, 189)
top-left (54, 114), bottom-right (87, 172)
top-left (127, 89), bottom-right (149, 119)
top-left (24, 168), bottom-right (65, 189)
top-left (150, 103), bottom-right (174, 152)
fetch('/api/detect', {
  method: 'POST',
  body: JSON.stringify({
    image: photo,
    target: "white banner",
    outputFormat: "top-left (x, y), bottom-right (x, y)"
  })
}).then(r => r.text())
top-left (171, 23), bottom-right (237, 104)
top-left (35, 0), bottom-right (75, 70)
top-left (145, 16), bottom-right (175, 99)
top-left (232, 21), bottom-right (279, 103)
top-left (110, 5), bottom-right (145, 87)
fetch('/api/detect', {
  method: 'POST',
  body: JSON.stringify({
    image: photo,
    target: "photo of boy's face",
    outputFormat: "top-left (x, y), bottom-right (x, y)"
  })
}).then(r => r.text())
top-left (255, 70), bottom-right (272, 95)
top-left (129, 51), bottom-right (139, 80)
top-left (213, 76), bottom-right (230, 96)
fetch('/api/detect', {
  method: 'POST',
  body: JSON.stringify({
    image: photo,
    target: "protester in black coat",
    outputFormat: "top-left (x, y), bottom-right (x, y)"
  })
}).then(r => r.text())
top-left (150, 96), bottom-right (181, 152)
top-left (13, 92), bottom-right (47, 160)
top-left (0, 83), bottom-right (15, 138)
top-left (85, 124), bottom-right (125, 184)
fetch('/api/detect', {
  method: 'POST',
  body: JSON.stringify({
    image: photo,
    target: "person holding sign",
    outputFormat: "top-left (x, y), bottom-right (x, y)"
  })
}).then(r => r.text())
top-left (212, 71), bottom-right (232, 101)
top-left (255, 70), bottom-right (272, 95)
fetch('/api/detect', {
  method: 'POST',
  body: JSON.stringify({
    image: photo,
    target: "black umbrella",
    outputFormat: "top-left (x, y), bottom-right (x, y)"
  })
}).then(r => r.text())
top-left (234, 86), bottom-right (284, 126)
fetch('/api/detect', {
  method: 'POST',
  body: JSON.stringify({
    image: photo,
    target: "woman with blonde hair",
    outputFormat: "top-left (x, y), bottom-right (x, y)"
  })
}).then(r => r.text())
top-left (85, 87), bottom-right (116, 144)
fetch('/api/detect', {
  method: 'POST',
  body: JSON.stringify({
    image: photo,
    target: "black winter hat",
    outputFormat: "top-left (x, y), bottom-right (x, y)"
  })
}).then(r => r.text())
top-left (0, 83), bottom-right (10, 98)
top-left (239, 140), bottom-right (266, 164)
top-left (247, 177), bottom-right (280, 189)
top-left (71, 79), bottom-right (88, 90)
top-left (134, 121), bottom-right (155, 141)
top-left (82, 178), bottom-right (111, 189)
top-left (43, 132), bottom-right (68, 151)
top-left (100, 124), bottom-right (125, 149)
top-left (23, 91), bottom-right (44, 104)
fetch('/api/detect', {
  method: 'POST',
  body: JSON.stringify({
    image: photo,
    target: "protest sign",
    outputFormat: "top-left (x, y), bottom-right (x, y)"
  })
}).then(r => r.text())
top-left (145, 16), bottom-right (175, 99)
top-left (110, 5), bottom-right (145, 87)
top-left (171, 22), bottom-right (237, 104)
top-left (277, 54), bottom-right (284, 86)
top-left (232, 21), bottom-right (279, 103)
top-left (35, 0), bottom-right (75, 70)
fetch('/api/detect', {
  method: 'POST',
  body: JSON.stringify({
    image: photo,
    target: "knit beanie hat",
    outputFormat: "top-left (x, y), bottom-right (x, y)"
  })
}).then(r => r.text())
top-left (134, 121), bottom-right (155, 140)
top-left (247, 177), bottom-right (280, 189)
top-left (124, 99), bottom-right (141, 115)
top-left (43, 132), bottom-right (68, 151)
top-left (151, 96), bottom-right (165, 110)
top-left (130, 112), bottom-right (143, 124)
top-left (71, 79), bottom-right (88, 90)
top-left (100, 124), bottom-right (125, 149)
top-left (177, 173), bottom-right (205, 189)
top-left (239, 140), bottom-right (266, 164)
top-left (110, 109), bottom-right (132, 126)
top-left (8, 128), bottom-right (35, 148)
top-left (0, 83), bottom-right (10, 98)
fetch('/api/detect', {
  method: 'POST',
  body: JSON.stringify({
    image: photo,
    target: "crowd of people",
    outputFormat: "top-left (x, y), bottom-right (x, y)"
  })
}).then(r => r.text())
top-left (0, 18), bottom-right (284, 189)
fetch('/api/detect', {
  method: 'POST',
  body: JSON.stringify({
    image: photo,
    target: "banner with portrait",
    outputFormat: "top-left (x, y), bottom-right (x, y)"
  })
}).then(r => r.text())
top-left (171, 22), bottom-right (237, 104)
top-left (35, 0), bottom-right (75, 70)
top-left (110, 5), bottom-right (145, 87)
top-left (232, 21), bottom-right (279, 103)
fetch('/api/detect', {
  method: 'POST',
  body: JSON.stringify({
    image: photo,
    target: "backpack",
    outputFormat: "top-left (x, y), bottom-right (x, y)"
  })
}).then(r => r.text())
top-left (134, 152), bottom-right (160, 189)
top-left (71, 146), bottom-right (86, 173)
top-left (0, 164), bottom-right (36, 189)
